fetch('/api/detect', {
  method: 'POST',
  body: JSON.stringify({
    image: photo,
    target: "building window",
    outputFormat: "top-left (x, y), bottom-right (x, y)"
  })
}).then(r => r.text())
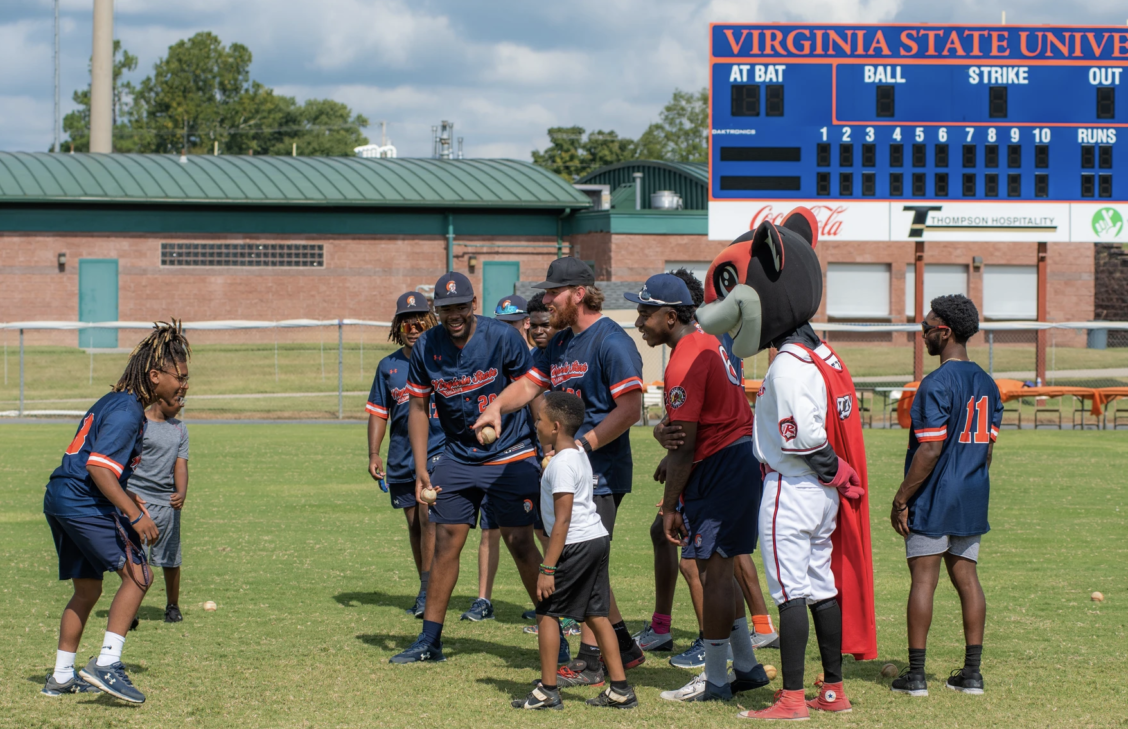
top-left (905, 264), bottom-right (968, 317)
top-left (160, 242), bottom-right (324, 267)
top-left (982, 265), bottom-right (1037, 320)
top-left (826, 263), bottom-right (890, 318)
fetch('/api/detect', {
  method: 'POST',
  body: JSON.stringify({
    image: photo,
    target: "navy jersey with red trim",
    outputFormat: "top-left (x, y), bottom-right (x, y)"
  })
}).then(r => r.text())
top-left (44, 391), bottom-right (146, 517)
top-left (367, 349), bottom-right (445, 482)
top-left (527, 317), bottom-right (643, 495)
top-left (407, 316), bottom-right (534, 466)
top-left (905, 360), bottom-right (1003, 537)
top-left (664, 329), bottom-right (753, 462)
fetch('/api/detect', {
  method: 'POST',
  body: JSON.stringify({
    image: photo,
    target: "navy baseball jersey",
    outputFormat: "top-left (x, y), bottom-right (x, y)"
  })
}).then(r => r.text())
top-left (44, 391), bottom-right (146, 517)
top-left (407, 316), bottom-right (535, 467)
top-left (367, 349), bottom-right (446, 483)
top-left (905, 360), bottom-right (1003, 537)
top-left (528, 317), bottom-right (644, 495)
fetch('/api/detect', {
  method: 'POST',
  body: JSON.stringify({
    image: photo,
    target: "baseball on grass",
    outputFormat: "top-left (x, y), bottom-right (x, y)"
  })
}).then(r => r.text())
top-left (420, 487), bottom-right (438, 505)
top-left (881, 663), bottom-right (899, 678)
top-left (1092, 591), bottom-right (1105, 602)
top-left (541, 456), bottom-right (552, 470)
top-left (203, 601), bottom-right (217, 612)
top-left (763, 665), bottom-right (777, 680)
top-left (479, 425), bottom-right (497, 445)
top-left (816, 672), bottom-right (824, 685)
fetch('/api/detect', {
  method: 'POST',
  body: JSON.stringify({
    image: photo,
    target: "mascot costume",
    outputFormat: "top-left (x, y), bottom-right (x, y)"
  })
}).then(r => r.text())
top-left (696, 207), bottom-right (876, 720)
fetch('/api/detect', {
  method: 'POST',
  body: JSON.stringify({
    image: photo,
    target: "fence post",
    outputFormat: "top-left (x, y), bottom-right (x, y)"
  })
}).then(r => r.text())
top-left (19, 328), bottom-right (25, 416)
top-left (338, 320), bottom-right (344, 420)
top-left (987, 330), bottom-right (994, 377)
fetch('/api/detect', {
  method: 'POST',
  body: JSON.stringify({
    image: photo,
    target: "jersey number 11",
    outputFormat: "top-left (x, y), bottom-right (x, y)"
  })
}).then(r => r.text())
top-left (958, 396), bottom-right (990, 444)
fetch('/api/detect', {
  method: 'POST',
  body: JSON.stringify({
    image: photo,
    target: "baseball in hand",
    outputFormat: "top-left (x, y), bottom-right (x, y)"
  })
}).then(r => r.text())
top-left (420, 487), bottom-right (438, 505)
top-left (1092, 591), bottom-right (1105, 602)
top-left (763, 665), bottom-right (777, 680)
top-left (881, 663), bottom-right (899, 677)
top-left (479, 425), bottom-right (497, 445)
top-left (203, 601), bottom-right (217, 612)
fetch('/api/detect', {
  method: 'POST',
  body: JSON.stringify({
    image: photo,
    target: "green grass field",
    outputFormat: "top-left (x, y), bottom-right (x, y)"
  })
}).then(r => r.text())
top-left (1, 425), bottom-right (1125, 728)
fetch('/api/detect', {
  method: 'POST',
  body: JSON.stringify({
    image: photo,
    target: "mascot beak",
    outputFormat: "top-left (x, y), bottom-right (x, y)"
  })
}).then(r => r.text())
top-left (695, 284), bottom-right (763, 359)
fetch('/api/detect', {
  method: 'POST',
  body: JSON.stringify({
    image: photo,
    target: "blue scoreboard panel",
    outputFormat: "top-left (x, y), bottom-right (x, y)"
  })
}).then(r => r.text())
top-left (708, 24), bottom-right (1128, 242)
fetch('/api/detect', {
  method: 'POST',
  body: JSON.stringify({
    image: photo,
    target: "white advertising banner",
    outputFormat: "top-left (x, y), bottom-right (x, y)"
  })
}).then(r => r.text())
top-left (710, 201), bottom-right (1119, 242)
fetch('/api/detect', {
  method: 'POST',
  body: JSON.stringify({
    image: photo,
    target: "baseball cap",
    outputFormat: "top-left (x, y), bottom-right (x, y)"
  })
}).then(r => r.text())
top-left (433, 272), bottom-right (475, 307)
top-left (623, 273), bottom-right (694, 307)
top-left (395, 291), bottom-right (431, 316)
top-left (530, 257), bottom-right (595, 289)
top-left (494, 295), bottom-right (529, 322)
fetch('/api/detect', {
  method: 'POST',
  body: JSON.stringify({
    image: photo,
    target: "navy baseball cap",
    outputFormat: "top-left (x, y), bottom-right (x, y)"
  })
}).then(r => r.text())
top-left (494, 295), bottom-right (529, 322)
top-left (624, 274), bottom-right (694, 307)
top-left (531, 257), bottom-right (595, 289)
top-left (395, 291), bottom-right (431, 316)
top-left (433, 272), bottom-right (475, 306)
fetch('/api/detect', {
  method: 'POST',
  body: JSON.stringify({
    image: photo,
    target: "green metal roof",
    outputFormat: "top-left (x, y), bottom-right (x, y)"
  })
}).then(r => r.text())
top-left (577, 160), bottom-right (708, 210)
top-left (0, 153), bottom-right (591, 210)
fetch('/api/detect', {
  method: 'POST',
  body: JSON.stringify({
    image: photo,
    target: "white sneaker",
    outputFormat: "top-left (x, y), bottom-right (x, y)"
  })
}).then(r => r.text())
top-left (750, 630), bottom-right (780, 649)
top-left (659, 670), bottom-right (735, 702)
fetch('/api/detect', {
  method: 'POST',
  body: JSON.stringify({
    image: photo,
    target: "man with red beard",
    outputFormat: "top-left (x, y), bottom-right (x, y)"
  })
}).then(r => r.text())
top-left (475, 257), bottom-right (646, 686)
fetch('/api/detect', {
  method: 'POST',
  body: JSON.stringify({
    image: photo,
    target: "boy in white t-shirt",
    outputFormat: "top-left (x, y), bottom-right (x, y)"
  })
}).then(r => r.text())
top-left (512, 392), bottom-right (638, 712)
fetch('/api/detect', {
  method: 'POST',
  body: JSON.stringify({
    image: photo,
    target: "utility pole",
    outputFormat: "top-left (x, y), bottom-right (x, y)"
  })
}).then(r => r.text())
top-left (53, 0), bottom-right (60, 153)
top-left (89, 0), bottom-right (113, 153)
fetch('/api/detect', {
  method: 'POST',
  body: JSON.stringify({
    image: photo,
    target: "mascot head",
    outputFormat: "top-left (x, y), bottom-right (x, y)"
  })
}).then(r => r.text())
top-left (696, 206), bottom-right (823, 358)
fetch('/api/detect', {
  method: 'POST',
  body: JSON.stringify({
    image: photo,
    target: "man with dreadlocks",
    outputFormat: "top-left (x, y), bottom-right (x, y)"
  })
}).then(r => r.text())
top-left (41, 321), bottom-right (190, 704)
top-left (367, 292), bottom-right (445, 618)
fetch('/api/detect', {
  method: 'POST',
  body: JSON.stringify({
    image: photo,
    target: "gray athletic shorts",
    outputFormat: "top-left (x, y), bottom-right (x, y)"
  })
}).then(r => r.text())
top-left (145, 503), bottom-right (182, 568)
top-left (905, 532), bottom-right (981, 562)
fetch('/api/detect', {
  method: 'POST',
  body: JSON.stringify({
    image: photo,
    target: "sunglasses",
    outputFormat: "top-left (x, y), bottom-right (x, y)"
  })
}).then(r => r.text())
top-left (159, 368), bottom-right (190, 385)
top-left (921, 321), bottom-right (950, 335)
top-left (399, 320), bottom-right (429, 334)
top-left (635, 287), bottom-right (683, 306)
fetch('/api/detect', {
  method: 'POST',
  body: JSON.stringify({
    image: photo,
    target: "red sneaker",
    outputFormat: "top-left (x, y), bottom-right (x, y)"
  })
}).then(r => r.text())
top-left (806, 681), bottom-right (852, 713)
top-left (738, 689), bottom-right (810, 721)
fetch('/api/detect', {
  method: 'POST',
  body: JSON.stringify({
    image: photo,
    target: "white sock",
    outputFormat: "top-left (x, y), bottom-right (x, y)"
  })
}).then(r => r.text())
top-left (53, 650), bottom-right (76, 683)
top-left (703, 637), bottom-right (731, 689)
top-left (729, 616), bottom-right (760, 673)
top-left (96, 632), bottom-right (125, 667)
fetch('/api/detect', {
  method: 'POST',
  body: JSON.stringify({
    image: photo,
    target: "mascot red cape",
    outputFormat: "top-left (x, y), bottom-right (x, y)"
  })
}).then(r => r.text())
top-left (697, 207), bottom-right (876, 719)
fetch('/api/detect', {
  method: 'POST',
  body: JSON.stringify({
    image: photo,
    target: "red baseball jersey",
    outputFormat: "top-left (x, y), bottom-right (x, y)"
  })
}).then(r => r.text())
top-left (663, 329), bottom-right (753, 462)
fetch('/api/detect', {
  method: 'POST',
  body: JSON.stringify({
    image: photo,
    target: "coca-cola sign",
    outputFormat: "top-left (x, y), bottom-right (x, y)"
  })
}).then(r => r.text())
top-left (749, 204), bottom-right (848, 238)
top-left (709, 201), bottom-right (890, 242)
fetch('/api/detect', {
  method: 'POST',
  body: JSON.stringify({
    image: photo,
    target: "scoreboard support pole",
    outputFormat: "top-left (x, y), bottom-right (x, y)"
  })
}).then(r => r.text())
top-left (913, 241), bottom-right (925, 382)
top-left (1036, 242), bottom-right (1048, 386)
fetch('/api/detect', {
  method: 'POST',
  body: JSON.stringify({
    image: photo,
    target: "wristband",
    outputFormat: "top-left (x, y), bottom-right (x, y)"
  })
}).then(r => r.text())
top-left (129, 512), bottom-right (145, 526)
top-left (893, 503), bottom-right (908, 512)
top-left (539, 564), bottom-right (557, 575)
top-left (580, 437), bottom-right (593, 454)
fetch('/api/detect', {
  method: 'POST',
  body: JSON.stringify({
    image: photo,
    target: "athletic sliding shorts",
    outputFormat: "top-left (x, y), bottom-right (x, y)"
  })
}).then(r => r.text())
top-left (905, 533), bottom-right (982, 562)
top-left (428, 458), bottom-right (539, 528)
top-left (680, 437), bottom-right (761, 560)
top-left (46, 512), bottom-right (147, 581)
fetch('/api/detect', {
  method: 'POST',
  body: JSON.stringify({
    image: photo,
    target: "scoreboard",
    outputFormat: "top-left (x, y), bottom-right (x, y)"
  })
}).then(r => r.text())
top-left (708, 24), bottom-right (1128, 243)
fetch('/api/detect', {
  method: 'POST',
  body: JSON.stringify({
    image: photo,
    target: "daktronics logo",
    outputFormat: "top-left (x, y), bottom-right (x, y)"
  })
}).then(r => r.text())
top-left (751, 204), bottom-right (847, 237)
top-left (432, 368), bottom-right (498, 397)
top-left (550, 360), bottom-right (589, 387)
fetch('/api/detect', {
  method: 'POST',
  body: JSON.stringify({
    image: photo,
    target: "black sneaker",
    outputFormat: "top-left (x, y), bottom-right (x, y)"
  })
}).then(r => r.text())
top-left (618, 641), bottom-right (646, 670)
top-left (407, 592), bottom-right (426, 619)
top-left (41, 671), bottom-right (101, 696)
top-left (730, 663), bottom-right (770, 694)
top-left (512, 684), bottom-right (563, 710)
top-left (586, 685), bottom-right (639, 709)
top-left (890, 667), bottom-right (928, 697)
top-left (389, 635), bottom-right (446, 664)
top-left (556, 659), bottom-right (605, 687)
top-left (79, 658), bottom-right (145, 704)
top-left (129, 616), bottom-right (139, 632)
top-left (164, 604), bottom-right (183, 623)
top-left (946, 668), bottom-right (984, 695)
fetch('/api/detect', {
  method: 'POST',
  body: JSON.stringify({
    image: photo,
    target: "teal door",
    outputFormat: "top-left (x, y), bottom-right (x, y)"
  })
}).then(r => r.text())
top-left (482, 261), bottom-right (520, 316)
top-left (78, 259), bottom-right (119, 348)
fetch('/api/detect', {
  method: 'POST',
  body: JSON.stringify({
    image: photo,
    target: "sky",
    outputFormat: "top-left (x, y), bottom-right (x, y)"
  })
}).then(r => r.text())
top-left (1, 0), bottom-right (1126, 159)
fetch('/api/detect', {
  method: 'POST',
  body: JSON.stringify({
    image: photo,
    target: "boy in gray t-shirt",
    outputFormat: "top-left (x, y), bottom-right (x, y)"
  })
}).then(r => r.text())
top-left (127, 396), bottom-right (189, 623)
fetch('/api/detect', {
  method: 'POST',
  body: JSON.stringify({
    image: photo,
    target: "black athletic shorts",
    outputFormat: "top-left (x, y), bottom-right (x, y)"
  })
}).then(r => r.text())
top-left (536, 535), bottom-right (611, 622)
top-left (593, 493), bottom-right (625, 540)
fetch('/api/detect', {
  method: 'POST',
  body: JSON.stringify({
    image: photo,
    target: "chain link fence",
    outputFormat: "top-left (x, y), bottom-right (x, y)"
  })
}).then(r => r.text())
top-left (2, 319), bottom-right (1127, 428)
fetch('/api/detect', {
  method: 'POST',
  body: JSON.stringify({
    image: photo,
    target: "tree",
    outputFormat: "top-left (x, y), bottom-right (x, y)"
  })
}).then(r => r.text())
top-left (63, 32), bottom-right (367, 156)
top-left (532, 126), bottom-right (636, 181)
top-left (635, 88), bottom-right (708, 163)
top-left (60, 40), bottom-right (139, 152)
